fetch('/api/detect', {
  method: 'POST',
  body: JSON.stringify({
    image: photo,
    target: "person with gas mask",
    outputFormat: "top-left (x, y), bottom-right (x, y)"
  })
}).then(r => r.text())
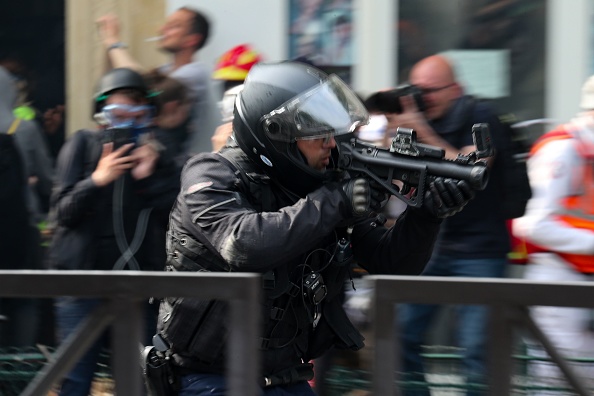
top-left (47, 68), bottom-right (180, 396)
top-left (154, 60), bottom-right (476, 396)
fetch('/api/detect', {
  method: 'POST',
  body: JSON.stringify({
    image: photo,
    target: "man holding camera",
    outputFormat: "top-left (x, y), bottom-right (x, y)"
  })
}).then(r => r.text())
top-left (47, 68), bottom-right (180, 396)
top-left (384, 55), bottom-right (511, 395)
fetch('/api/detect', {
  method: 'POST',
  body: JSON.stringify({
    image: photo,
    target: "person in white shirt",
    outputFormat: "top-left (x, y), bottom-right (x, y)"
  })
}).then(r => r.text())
top-left (513, 75), bottom-right (594, 393)
top-left (97, 7), bottom-right (221, 156)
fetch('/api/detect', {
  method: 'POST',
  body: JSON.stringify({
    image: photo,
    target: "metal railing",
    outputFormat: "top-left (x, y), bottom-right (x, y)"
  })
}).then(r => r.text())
top-left (368, 275), bottom-right (594, 396)
top-left (0, 270), bottom-right (261, 396)
top-left (2, 271), bottom-right (593, 395)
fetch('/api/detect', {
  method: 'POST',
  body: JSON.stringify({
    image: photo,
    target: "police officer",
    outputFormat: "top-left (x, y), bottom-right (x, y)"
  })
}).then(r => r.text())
top-left (157, 61), bottom-right (474, 395)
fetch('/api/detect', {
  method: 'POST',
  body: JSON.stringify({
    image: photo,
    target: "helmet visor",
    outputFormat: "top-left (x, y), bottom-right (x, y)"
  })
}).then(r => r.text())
top-left (261, 74), bottom-right (369, 143)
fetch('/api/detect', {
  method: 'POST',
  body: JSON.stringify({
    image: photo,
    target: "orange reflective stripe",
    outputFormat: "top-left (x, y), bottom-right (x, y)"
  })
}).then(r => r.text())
top-left (562, 160), bottom-right (594, 214)
top-left (529, 129), bottom-right (572, 156)
top-left (558, 251), bottom-right (594, 273)
top-left (559, 214), bottom-right (594, 229)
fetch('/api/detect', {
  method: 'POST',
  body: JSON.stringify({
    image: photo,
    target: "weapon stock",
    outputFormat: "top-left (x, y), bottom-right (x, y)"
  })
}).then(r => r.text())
top-left (338, 123), bottom-right (492, 208)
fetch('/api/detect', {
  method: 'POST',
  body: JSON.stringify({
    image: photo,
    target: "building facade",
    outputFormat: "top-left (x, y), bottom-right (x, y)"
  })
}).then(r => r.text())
top-left (65, 0), bottom-right (593, 139)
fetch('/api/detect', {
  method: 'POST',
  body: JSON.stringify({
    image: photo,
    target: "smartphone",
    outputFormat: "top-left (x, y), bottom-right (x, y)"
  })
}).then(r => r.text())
top-left (105, 128), bottom-right (136, 149)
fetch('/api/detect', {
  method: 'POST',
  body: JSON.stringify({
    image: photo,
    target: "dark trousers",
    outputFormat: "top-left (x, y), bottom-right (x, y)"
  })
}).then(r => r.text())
top-left (54, 297), bottom-right (157, 396)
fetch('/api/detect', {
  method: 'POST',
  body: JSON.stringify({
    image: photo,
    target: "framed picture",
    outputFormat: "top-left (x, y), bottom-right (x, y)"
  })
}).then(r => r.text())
top-left (289, 0), bottom-right (353, 82)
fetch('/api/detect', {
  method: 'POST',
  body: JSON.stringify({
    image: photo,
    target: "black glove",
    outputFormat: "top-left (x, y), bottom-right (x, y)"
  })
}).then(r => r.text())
top-left (341, 178), bottom-right (388, 217)
top-left (421, 177), bottom-right (474, 218)
top-left (369, 179), bottom-right (390, 212)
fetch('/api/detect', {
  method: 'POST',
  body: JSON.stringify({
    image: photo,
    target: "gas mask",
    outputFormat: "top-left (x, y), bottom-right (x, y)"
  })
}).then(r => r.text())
top-left (94, 103), bottom-right (155, 148)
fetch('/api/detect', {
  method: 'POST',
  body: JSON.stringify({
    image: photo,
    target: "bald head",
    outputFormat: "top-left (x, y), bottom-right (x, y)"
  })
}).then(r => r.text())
top-left (409, 55), bottom-right (462, 120)
top-left (410, 55), bottom-right (456, 85)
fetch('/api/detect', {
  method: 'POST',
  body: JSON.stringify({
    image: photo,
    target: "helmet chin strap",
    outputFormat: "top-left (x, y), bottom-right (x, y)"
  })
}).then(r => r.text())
top-left (292, 143), bottom-right (344, 182)
top-left (328, 146), bottom-right (340, 170)
top-left (324, 147), bottom-right (345, 182)
top-left (293, 143), bottom-right (310, 166)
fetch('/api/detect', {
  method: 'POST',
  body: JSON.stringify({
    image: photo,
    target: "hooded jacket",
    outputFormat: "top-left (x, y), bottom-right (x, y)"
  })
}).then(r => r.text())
top-left (47, 124), bottom-right (181, 271)
top-left (0, 66), bottom-right (54, 223)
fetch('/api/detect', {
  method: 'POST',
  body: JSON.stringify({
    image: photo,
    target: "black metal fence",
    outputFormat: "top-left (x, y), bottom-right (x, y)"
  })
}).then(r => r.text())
top-left (0, 270), bottom-right (261, 396)
top-left (1, 272), bottom-right (593, 395)
top-left (368, 275), bottom-right (594, 396)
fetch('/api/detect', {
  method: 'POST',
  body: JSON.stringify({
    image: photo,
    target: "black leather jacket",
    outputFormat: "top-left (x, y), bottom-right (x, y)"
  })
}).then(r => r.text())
top-left (158, 145), bottom-right (442, 376)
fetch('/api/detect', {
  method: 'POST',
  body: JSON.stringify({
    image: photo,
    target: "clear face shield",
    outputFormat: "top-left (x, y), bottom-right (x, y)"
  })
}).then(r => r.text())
top-left (261, 75), bottom-right (369, 143)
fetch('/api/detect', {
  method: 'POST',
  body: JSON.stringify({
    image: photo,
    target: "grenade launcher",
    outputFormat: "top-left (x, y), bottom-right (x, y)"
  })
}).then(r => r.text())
top-left (338, 123), bottom-right (494, 207)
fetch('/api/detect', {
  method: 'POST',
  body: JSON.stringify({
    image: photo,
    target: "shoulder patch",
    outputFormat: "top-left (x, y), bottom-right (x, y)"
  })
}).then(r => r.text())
top-left (187, 181), bottom-right (213, 194)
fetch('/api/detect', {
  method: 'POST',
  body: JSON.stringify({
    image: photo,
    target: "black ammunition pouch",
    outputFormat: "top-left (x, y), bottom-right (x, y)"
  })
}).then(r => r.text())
top-left (305, 297), bottom-right (365, 361)
top-left (142, 346), bottom-right (179, 396)
top-left (158, 296), bottom-right (228, 369)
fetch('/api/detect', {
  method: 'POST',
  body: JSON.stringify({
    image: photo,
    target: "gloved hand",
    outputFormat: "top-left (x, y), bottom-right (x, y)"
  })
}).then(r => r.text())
top-left (341, 178), bottom-right (389, 216)
top-left (421, 177), bottom-right (474, 218)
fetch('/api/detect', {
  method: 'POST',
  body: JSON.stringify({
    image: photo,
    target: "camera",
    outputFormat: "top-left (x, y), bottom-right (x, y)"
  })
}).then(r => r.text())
top-left (364, 84), bottom-right (426, 114)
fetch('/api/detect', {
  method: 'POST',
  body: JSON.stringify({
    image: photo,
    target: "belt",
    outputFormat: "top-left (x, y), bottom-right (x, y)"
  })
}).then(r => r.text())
top-left (174, 362), bottom-right (314, 388)
top-left (261, 363), bottom-right (314, 388)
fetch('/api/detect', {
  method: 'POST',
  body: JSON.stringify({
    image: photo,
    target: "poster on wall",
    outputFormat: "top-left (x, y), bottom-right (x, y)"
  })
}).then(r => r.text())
top-left (289, 0), bottom-right (353, 83)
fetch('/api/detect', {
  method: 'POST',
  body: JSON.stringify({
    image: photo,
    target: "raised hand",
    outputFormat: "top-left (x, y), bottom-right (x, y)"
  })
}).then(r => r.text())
top-left (91, 142), bottom-right (135, 187)
top-left (130, 143), bottom-right (160, 180)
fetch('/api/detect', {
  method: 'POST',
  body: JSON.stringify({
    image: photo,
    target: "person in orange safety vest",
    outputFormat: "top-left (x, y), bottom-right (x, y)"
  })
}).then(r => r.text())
top-left (512, 75), bottom-right (594, 392)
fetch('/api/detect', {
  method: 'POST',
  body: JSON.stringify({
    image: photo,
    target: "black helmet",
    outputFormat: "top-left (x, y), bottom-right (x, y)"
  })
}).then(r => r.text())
top-left (233, 61), bottom-right (368, 197)
top-left (92, 68), bottom-right (148, 114)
